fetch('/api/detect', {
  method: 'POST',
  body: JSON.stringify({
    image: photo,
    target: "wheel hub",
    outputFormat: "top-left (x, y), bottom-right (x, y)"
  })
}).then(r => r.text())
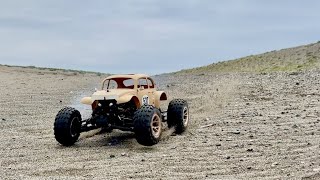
top-left (70, 117), bottom-right (80, 138)
top-left (151, 114), bottom-right (161, 138)
top-left (183, 107), bottom-right (189, 127)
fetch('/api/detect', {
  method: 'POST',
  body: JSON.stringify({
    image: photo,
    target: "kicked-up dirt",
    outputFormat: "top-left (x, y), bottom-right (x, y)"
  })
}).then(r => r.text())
top-left (0, 65), bottom-right (320, 179)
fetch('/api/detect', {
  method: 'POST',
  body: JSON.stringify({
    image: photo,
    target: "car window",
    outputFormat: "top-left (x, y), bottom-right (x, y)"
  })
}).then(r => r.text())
top-left (147, 78), bottom-right (155, 88)
top-left (106, 80), bottom-right (117, 89)
top-left (123, 79), bottom-right (134, 89)
top-left (138, 78), bottom-right (148, 89)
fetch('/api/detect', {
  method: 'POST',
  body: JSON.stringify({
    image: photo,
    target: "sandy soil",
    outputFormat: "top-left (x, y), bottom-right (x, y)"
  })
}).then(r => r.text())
top-left (1, 65), bottom-right (320, 179)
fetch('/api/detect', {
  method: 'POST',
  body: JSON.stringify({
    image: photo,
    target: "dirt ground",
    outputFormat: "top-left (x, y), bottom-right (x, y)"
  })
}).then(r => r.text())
top-left (0, 65), bottom-right (320, 180)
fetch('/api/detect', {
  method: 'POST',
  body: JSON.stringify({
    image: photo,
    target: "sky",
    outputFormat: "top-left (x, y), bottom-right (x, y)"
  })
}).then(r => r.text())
top-left (0, 0), bottom-right (320, 74)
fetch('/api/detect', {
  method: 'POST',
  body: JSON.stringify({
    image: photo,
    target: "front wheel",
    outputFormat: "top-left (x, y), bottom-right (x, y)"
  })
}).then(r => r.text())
top-left (54, 107), bottom-right (82, 146)
top-left (167, 99), bottom-right (189, 134)
top-left (133, 105), bottom-right (162, 146)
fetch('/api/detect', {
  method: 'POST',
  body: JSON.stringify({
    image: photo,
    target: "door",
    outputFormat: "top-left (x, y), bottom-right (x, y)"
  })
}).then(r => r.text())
top-left (147, 78), bottom-right (156, 105)
top-left (138, 78), bottom-right (154, 106)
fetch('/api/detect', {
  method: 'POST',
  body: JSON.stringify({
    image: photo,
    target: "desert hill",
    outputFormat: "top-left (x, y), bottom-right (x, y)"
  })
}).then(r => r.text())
top-left (180, 41), bottom-right (320, 73)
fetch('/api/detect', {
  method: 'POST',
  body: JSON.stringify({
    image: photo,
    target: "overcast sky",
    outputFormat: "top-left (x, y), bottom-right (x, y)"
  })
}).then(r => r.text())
top-left (0, 0), bottom-right (319, 74)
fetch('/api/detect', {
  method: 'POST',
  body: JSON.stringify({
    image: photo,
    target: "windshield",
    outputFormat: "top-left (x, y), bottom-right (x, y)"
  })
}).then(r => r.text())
top-left (102, 78), bottom-right (135, 90)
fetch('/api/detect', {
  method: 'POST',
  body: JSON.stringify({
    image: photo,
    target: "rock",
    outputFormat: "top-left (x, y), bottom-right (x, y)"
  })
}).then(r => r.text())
top-left (121, 153), bottom-right (127, 156)
top-left (313, 168), bottom-right (320, 172)
top-left (226, 156), bottom-right (231, 159)
top-left (216, 143), bottom-right (222, 147)
top-left (141, 159), bottom-right (145, 162)
top-left (247, 167), bottom-right (252, 170)
top-left (232, 130), bottom-right (241, 135)
top-left (295, 82), bottom-right (300, 85)
top-left (1, 118), bottom-right (6, 121)
top-left (59, 100), bottom-right (62, 103)
top-left (289, 72), bottom-right (299, 76)
top-left (247, 148), bottom-right (253, 152)
top-left (109, 154), bottom-right (115, 158)
top-left (292, 124), bottom-right (298, 128)
top-left (271, 162), bottom-right (279, 167)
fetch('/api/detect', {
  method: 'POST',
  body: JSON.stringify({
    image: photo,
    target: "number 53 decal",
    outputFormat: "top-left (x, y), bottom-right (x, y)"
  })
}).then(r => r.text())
top-left (142, 95), bottom-right (149, 105)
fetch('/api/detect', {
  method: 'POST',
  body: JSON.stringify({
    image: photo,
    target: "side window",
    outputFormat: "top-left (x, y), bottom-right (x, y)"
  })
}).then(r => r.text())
top-left (107, 80), bottom-right (118, 89)
top-left (138, 78), bottom-right (148, 89)
top-left (123, 79), bottom-right (134, 89)
top-left (147, 78), bottom-right (155, 88)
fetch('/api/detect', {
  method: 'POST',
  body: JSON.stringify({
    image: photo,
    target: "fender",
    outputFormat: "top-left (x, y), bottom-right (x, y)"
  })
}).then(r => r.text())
top-left (154, 91), bottom-right (167, 109)
top-left (118, 95), bottom-right (141, 108)
top-left (81, 97), bottom-right (93, 105)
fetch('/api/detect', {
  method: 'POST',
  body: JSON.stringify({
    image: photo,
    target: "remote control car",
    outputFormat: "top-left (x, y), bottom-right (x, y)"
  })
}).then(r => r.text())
top-left (54, 74), bottom-right (189, 146)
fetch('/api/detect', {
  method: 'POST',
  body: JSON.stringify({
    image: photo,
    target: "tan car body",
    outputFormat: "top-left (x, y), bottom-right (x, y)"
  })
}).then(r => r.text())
top-left (81, 74), bottom-right (167, 109)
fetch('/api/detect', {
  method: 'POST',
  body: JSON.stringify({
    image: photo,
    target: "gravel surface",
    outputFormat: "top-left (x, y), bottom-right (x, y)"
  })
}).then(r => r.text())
top-left (1, 66), bottom-right (320, 179)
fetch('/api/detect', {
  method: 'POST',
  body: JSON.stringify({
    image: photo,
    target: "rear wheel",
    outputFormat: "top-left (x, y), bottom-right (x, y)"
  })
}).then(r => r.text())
top-left (167, 99), bottom-right (189, 134)
top-left (54, 107), bottom-right (82, 146)
top-left (133, 105), bottom-right (162, 146)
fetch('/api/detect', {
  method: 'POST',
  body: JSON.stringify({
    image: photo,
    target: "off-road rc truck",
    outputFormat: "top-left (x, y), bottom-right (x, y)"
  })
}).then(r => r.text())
top-left (54, 74), bottom-right (189, 146)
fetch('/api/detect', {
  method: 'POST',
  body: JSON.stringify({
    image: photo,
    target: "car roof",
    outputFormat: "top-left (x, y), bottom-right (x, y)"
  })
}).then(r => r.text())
top-left (106, 74), bottom-right (150, 80)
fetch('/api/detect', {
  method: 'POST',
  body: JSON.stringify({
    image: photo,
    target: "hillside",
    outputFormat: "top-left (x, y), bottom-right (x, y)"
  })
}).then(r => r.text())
top-left (0, 64), bottom-right (107, 76)
top-left (180, 41), bottom-right (320, 73)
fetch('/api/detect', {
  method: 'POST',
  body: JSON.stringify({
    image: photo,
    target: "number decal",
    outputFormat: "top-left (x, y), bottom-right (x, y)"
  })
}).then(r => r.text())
top-left (142, 95), bottom-right (149, 105)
